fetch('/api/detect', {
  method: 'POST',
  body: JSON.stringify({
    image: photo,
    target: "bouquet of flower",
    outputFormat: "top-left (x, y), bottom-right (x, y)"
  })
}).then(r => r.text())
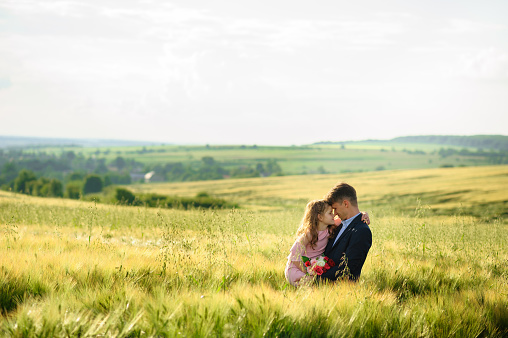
top-left (302, 255), bottom-right (335, 276)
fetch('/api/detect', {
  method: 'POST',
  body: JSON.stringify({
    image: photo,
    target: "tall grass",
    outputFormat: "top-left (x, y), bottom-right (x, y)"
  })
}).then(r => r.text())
top-left (0, 167), bottom-right (507, 336)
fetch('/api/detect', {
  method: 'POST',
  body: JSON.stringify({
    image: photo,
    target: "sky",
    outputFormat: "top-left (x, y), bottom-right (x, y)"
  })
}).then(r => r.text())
top-left (0, 0), bottom-right (507, 145)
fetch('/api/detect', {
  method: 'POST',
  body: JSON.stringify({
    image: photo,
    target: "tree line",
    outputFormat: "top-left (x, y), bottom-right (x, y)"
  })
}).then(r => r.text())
top-left (317, 135), bottom-right (508, 151)
top-left (153, 156), bottom-right (282, 182)
top-left (4, 170), bottom-right (111, 199)
top-left (0, 149), bottom-right (283, 199)
top-left (437, 147), bottom-right (508, 164)
top-left (0, 149), bottom-right (140, 188)
top-left (392, 135), bottom-right (508, 151)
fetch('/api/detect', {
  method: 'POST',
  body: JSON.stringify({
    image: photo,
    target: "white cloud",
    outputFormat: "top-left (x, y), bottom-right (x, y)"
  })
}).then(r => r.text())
top-left (444, 18), bottom-right (506, 34)
top-left (454, 48), bottom-right (508, 81)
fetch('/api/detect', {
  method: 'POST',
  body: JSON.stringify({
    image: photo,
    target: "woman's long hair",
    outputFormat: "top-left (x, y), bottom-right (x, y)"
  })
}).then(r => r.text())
top-left (295, 199), bottom-right (329, 249)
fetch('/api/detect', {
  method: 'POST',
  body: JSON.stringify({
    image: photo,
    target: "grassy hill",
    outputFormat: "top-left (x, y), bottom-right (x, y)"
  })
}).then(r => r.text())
top-left (0, 166), bottom-right (506, 335)
top-left (391, 135), bottom-right (508, 150)
top-left (316, 134), bottom-right (508, 151)
top-left (130, 165), bottom-right (508, 218)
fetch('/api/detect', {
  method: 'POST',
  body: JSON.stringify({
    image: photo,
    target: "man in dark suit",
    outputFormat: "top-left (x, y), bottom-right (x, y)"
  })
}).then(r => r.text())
top-left (317, 182), bottom-right (372, 282)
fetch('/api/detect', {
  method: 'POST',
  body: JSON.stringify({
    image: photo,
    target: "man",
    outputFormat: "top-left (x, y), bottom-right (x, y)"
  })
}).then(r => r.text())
top-left (317, 182), bottom-right (372, 282)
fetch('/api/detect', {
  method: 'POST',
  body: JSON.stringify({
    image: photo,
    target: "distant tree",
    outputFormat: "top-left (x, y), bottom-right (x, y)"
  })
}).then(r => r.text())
top-left (230, 166), bottom-right (259, 178)
top-left (67, 172), bottom-right (84, 182)
top-left (151, 164), bottom-right (164, 175)
top-left (113, 156), bottom-right (126, 171)
top-left (14, 169), bottom-right (37, 193)
top-left (35, 178), bottom-right (63, 197)
top-left (197, 165), bottom-right (226, 180)
top-left (165, 162), bottom-right (192, 182)
top-left (104, 172), bottom-right (131, 185)
top-left (104, 175), bottom-right (112, 187)
top-left (266, 159), bottom-right (282, 176)
top-left (0, 162), bottom-right (19, 185)
top-left (115, 187), bottom-right (136, 205)
top-left (63, 151), bottom-right (76, 161)
top-left (93, 159), bottom-right (108, 174)
top-left (84, 157), bottom-right (95, 171)
top-left (438, 148), bottom-right (458, 158)
top-left (201, 156), bottom-right (215, 166)
top-left (83, 175), bottom-right (103, 194)
top-left (46, 179), bottom-right (63, 197)
top-left (65, 181), bottom-right (82, 199)
top-left (256, 163), bottom-right (265, 174)
top-left (27, 178), bottom-right (45, 196)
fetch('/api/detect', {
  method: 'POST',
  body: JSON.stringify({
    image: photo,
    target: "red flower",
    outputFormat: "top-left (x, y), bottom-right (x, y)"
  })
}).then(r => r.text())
top-left (328, 259), bottom-right (335, 267)
top-left (323, 256), bottom-right (329, 261)
top-left (304, 261), bottom-right (311, 267)
top-left (324, 263), bottom-right (330, 270)
top-left (314, 266), bottom-right (324, 275)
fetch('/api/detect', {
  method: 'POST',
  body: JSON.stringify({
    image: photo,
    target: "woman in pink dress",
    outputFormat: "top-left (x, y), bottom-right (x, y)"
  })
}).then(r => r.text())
top-left (285, 200), bottom-right (336, 286)
top-left (285, 200), bottom-right (369, 287)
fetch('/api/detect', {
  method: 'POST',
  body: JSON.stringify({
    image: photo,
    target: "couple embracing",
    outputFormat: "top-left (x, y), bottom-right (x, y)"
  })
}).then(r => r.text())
top-left (285, 182), bottom-right (372, 286)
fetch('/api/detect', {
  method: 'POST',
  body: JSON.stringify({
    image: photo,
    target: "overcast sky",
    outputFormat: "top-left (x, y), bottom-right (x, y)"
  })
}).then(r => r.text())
top-left (0, 0), bottom-right (507, 145)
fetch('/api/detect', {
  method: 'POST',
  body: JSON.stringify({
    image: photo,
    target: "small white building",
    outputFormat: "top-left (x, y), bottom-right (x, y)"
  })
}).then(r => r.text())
top-left (144, 171), bottom-right (165, 183)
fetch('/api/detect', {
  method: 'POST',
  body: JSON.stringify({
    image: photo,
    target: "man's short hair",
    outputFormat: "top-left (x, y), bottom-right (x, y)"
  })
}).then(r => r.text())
top-left (324, 182), bottom-right (358, 206)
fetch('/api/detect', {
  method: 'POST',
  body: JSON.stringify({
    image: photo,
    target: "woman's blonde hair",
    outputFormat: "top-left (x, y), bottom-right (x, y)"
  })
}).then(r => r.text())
top-left (295, 199), bottom-right (330, 249)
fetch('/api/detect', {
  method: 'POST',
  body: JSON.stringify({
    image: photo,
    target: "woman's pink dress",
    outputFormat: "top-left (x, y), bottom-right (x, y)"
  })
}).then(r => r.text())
top-left (285, 229), bottom-right (329, 286)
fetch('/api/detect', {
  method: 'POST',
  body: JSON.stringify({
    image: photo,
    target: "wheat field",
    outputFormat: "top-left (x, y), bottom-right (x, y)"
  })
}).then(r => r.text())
top-left (0, 166), bottom-right (507, 336)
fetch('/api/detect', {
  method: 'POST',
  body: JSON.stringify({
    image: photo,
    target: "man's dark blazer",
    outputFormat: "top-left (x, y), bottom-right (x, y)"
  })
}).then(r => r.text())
top-left (318, 214), bottom-right (372, 282)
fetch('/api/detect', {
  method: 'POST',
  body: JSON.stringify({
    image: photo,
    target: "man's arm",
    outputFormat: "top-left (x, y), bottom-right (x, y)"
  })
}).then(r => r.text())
top-left (342, 226), bottom-right (372, 280)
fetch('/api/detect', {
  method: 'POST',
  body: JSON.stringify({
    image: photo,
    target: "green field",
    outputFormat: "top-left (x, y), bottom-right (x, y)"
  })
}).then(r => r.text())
top-left (21, 142), bottom-right (499, 176)
top-left (0, 166), bottom-right (507, 336)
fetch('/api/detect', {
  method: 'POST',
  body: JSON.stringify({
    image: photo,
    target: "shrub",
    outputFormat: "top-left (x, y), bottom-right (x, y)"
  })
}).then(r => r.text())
top-left (83, 175), bottom-right (103, 194)
top-left (45, 179), bottom-right (63, 197)
top-left (115, 188), bottom-right (136, 205)
top-left (65, 181), bottom-right (82, 199)
top-left (136, 193), bottom-right (238, 209)
top-left (13, 170), bottom-right (37, 193)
